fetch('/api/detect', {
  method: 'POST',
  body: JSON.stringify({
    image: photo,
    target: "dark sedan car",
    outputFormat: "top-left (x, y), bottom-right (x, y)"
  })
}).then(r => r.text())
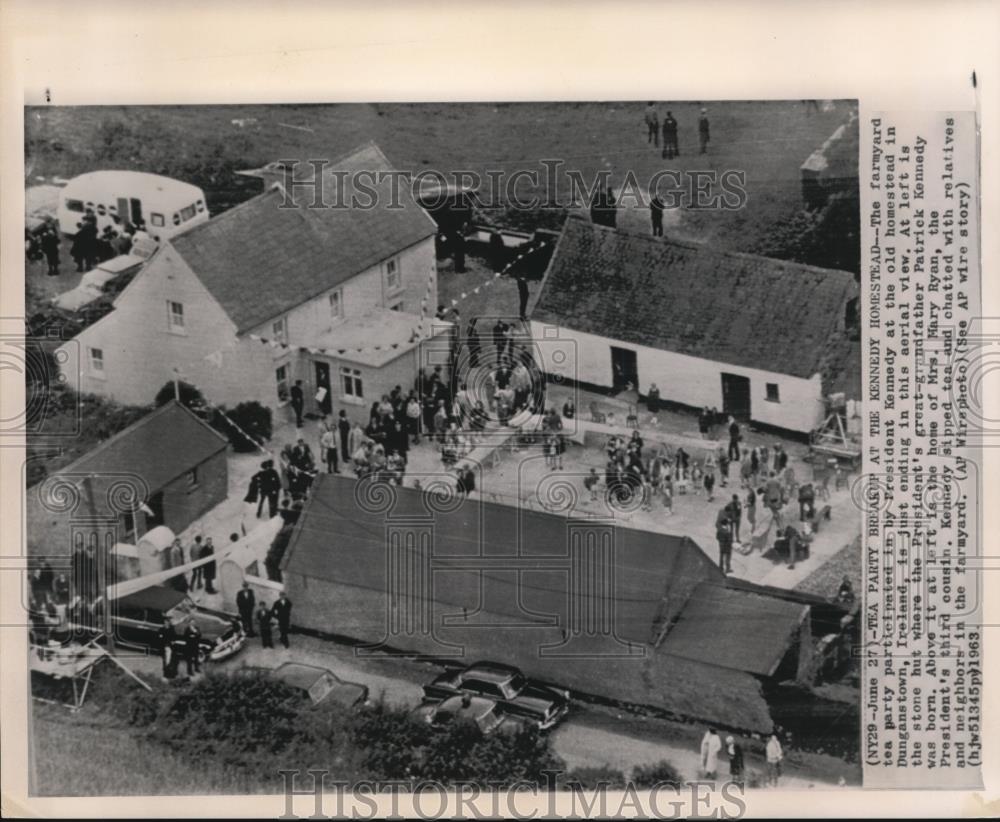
top-left (86, 585), bottom-right (246, 661)
top-left (267, 662), bottom-right (369, 710)
top-left (422, 661), bottom-right (570, 730)
top-left (411, 694), bottom-right (528, 736)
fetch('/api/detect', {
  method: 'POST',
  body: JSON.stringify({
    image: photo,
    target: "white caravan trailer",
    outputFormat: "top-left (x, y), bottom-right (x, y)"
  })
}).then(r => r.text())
top-left (56, 170), bottom-right (209, 240)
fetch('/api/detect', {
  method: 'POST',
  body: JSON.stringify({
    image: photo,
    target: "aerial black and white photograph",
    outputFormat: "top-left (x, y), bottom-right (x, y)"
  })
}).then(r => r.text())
top-left (21, 98), bottom-right (864, 798)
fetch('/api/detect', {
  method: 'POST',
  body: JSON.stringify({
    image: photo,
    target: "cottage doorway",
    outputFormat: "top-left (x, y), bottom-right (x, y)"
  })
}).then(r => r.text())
top-left (610, 347), bottom-right (638, 394)
top-left (314, 361), bottom-right (333, 416)
top-left (721, 373), bottom-right (751, 420)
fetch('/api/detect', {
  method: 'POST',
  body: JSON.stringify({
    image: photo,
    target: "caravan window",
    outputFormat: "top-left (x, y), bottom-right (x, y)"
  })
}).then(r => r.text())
top-left (150, 213), bottom-right (165, 227)
top-left (179, 204), bottom-right (197, 222)
top-left (65, 199), bottom-right (84, 213)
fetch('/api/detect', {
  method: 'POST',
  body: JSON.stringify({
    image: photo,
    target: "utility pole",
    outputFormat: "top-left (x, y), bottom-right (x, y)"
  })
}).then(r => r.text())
top-left (173, 367), bottom-right (181, 402)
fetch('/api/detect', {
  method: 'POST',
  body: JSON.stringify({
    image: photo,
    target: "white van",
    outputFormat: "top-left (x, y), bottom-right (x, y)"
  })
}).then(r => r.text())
top-left (56, 170), bottom-right (209, 241)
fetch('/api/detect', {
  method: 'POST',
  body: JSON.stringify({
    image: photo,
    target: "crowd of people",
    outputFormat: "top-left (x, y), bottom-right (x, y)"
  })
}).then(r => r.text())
top-left (27, 209), bottom-right (145, 278)
top-left (700, 727), bottom-right (786, 787)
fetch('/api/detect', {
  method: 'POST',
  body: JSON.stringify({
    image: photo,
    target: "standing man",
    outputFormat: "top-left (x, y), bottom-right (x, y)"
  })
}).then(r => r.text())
top-left (727, 417), bottom-right (741, 461)
top-left (698, 108), bottom-right (710, 154)
top-left (183, 622), bottom-right (203, 676)
top-left (202, 538), bottom-right (217, 595)
top-left (338, 410), bottom-right (351, 463)
top-left (189, 536), bottom-right (204, 589)
top-left (649, 194), bottom-right (664, 237)
top-left (320, 425), bottom-right (339, 474)
top-left (716, 514), bottom-right (733, 575)
top-left (41, 226), bottom-right (61, 276)
top-left (644, 102), bottom-right (659, 146)
top-left (516, 275), bottom-right (530, 321)
top-left (765, 733), bottom-right (784, 787)
top-left (271, 592), bottom-right (293, 649)
top-left (290, 380), bottom-right (305, 428)
top-left (662, 111), bottom-right (679, 159)
top-left (256, 602), bottom-right (274, 648)
top-left (158, 616), bottom-right (178, 679)
top-left (726, 736), bottom-right (745, 785)
top-left (700, 728), bottom-right (722, 780)
top-left (258, 460), bottom-right (282, 518)
top-left (236, 581), bottom-right (256, 637)
top-left (725, 494), bottom-right (743, 542)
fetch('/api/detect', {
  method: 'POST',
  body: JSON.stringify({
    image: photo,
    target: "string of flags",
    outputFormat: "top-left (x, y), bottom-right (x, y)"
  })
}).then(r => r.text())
top-left (205, 239), bottom-right (550, 363)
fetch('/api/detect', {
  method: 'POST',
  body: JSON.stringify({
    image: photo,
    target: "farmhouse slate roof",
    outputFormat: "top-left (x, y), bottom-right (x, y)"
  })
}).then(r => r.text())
top-left (530, 217), bottom-right (859, 381)
top-left (170, 142), bottom-right (437, 333)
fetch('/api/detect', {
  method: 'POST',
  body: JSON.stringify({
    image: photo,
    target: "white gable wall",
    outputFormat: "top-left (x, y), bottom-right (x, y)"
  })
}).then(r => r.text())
top-left (530, 322), bottom-right (826, 433)
top-left (58, 247), bottom-right (274, 411)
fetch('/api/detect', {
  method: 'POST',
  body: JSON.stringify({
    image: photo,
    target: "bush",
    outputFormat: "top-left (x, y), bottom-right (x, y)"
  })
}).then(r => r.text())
top-left (351, 702), bottom-right (431, 780)
top-left (560, 765), bottom-right (627, 790)
top-left (211, 401), bottom-right (272, 452)
top-left (351, 702), bottom-right (564, 787)
top-left (151, 671), bottom-right (310, 771)
top-left (630, 759), bottom-right (684, 789)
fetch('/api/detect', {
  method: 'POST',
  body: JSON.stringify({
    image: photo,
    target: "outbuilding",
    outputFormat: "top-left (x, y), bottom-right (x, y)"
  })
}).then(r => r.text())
top-left (529, 217), bottom-right (859, 434)
top-left (280, 474), bottom-right (814, 733)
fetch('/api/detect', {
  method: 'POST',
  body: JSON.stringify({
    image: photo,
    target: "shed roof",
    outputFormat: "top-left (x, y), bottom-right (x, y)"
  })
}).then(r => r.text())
top-left (282, 474), bottom-right (723, 645)
top-left (530, 217), bottom-right (858, 380)
top-left (659, 582), bottom-right (808, 676)
top-left (50, 401), bottom-right (227, 495)
top-left (170, 142), bottom-right (437, 333)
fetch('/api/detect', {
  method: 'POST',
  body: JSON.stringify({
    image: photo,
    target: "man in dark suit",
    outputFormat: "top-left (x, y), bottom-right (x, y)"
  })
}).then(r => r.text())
top-left (236, 581), bottom-right (256, 637)
top-left (256, 603), bottom-right (273, 648)
top-left (338, 410), bottom-right (351, 463)
top-left (202, 538), bottom-right (217, 594)
top-left (183, 623), bottom-right (203, 676)
top-left (698, 108), bottom-right (710, 154)
top-left (290, 380), bottom-right (305, 428)
top-left (271, 593), bottom-right (293, 648)
top-left (662, 111), bottom-right (679, 159)
top-left (258, 460), bottom-right (282, 518)
top-left (158, 617), bottom-right (178, 678)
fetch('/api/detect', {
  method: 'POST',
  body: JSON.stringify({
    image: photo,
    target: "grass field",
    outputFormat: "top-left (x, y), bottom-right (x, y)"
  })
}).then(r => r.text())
top-left (32, 706), bottom-right (272, 796)
top-left (26, 101), bottom-right (855, 253)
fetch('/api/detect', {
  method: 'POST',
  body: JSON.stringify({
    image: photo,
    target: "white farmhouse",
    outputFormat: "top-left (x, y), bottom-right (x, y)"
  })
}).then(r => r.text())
top-left (529, 217), bottom-right (859, 434)
top-left (58, 142), bottom-right (445, 421)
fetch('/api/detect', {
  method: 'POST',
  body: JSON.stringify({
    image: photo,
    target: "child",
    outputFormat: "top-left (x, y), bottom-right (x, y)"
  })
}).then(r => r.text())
top-left (703, 466), bottom-right (716, 501)
top-left (584, 468), bottom-right (600, 501)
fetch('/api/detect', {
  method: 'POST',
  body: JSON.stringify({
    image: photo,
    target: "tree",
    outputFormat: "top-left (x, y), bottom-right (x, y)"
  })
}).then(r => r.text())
top-left (211, 401), bottom-right (272, 452)
top-left (154, 379), bottom-right (206, 410)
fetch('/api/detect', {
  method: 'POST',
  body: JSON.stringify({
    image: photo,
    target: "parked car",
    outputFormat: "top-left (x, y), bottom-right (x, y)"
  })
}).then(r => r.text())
top-left (422, 661), bottom-right (570, 730)
top-left (239, 662), bottom-right (369, 710)
top-left (411, 693), bottom-right (527, 736)
top-left (88, 585), bottom-right (245, 661)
